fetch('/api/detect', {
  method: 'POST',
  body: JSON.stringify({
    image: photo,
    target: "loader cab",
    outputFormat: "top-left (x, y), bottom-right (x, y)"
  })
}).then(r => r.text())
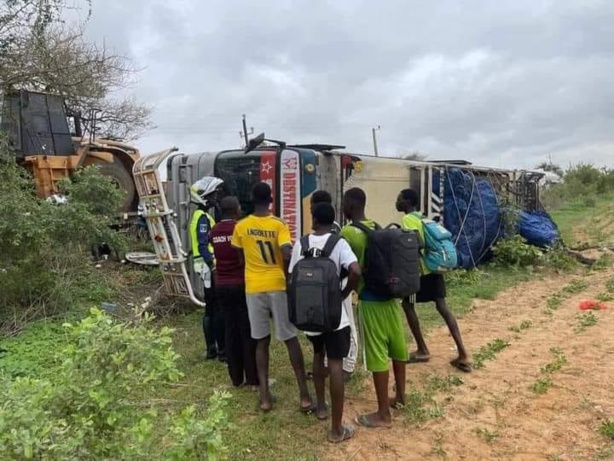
top-left (0, 90), bottom-right (76, 158)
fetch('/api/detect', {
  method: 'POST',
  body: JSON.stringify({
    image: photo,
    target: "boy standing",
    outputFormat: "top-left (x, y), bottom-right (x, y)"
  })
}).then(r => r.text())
top-left (340, 187), bottom-right (408, 428)
top-left (396, 189), bottom-right (471, 372)
top-left (211, 196), bottom-right (259, 388)
top-left (289, 202), bottom-right (361, 443)
top-left (232, 182), bottom-right (312, 412)
top-left (310, 190), bottom-right (357, 380)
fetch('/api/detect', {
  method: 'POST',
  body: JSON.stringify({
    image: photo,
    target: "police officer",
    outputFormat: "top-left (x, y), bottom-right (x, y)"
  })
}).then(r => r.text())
top-left (190, 176), bottom-right (226, 361)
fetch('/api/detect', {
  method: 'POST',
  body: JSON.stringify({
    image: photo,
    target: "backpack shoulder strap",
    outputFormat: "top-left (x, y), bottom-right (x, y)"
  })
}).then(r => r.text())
top-left (299, 235), bottom-right (311, 257)
top-left (320, 234), bottom-right (341, 258)
top-left (351, 221), bottom-right (380, 233)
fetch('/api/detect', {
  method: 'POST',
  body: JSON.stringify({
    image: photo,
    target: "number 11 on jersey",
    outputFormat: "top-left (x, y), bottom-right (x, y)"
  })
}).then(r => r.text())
top-left (256, 240), bottom-right (277, 264)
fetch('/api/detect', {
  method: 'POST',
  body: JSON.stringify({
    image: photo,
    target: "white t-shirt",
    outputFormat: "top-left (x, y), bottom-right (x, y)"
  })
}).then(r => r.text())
top-left (288, 233), bottom-right (357, 336)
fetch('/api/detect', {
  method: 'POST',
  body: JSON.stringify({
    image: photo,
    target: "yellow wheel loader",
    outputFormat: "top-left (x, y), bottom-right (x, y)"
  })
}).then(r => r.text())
top-left (1, 89), bottom-right (140, 214)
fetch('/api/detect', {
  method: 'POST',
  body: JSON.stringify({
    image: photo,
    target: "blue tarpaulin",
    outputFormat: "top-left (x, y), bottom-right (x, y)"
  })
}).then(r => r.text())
top-left (517, 210), bottom-right (560, 247)
top-left (433, 168), bottom-right (503, 269)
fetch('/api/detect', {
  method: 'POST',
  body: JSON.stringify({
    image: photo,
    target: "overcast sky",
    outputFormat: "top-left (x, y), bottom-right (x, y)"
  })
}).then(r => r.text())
top-left (76, 0), bottom-right (614, 169)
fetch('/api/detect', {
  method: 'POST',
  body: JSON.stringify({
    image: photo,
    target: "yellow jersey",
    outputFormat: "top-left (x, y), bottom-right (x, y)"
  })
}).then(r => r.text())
top-left (231, 215), bottom-right (292, 294)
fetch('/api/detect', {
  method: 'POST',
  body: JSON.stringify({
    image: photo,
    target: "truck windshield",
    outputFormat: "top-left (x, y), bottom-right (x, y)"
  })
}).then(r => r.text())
top-left (215, 150), bottom-right (264, 216)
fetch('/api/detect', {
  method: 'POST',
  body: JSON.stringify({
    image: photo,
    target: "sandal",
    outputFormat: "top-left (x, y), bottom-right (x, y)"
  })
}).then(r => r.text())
top-left (354, 413), bottom-right (392, 429)
top-left (407, 351), bottom-right (430, 363)
top-left (328, 424), bottom-right (357, 443)
top-left (450, 358), bottom-right (472, 373)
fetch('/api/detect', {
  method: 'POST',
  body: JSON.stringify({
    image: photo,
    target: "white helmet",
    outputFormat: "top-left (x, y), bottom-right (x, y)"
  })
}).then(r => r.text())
top-left (190, 176), bottom-right (224, 207)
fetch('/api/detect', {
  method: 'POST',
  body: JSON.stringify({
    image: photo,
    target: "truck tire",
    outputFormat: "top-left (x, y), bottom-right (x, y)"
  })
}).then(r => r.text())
top-left (96, 162), bottom-right (137, 212)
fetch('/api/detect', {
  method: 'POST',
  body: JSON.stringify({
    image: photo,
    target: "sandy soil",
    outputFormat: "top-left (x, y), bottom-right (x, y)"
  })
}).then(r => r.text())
top-left (324, 269), bottom-right (614, 461)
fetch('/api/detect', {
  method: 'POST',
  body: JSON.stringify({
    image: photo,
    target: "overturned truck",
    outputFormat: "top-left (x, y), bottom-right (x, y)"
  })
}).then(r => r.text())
top-left (134, 136), bottom-right (557, 305)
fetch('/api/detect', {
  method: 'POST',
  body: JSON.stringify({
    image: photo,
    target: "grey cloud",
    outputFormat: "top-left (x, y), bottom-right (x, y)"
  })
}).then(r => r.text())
top-left (76, 0), bottom-right (614, 168)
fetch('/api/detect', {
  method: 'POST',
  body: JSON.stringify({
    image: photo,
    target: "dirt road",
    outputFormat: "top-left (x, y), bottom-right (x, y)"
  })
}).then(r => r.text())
top-left (325, 268), bottom-right (614, 461)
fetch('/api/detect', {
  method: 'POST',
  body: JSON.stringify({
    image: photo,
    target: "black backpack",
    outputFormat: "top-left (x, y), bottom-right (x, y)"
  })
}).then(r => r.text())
top-left (350, 222), bottom-right (421, 299)
top-left (288, 235), bottom-right (343, 332)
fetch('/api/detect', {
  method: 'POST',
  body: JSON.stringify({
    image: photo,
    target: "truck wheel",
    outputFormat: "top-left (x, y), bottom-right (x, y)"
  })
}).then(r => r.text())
top-left (96, 162), bottom-right (137, 212)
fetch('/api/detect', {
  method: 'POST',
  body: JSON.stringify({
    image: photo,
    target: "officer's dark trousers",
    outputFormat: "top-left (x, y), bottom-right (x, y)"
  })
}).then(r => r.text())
top-left (215, 284), bottom-right (258, 387)
top-left (203, 278), bottom-right (225, 358)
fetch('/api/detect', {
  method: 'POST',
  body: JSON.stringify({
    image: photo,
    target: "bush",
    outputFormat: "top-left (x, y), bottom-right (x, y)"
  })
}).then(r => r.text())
top-left (541, 163), bottom-right (614, 210)
top-left (0, 308), bottom-right (231, 460)
top-left (0, 139), bottom-right (127, 323)
top-left (493, 235), bottom-right (542, 267)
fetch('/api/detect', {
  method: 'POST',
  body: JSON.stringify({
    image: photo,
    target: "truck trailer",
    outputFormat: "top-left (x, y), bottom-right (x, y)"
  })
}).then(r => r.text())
top-left (134, 135), bottom-right (545, 305)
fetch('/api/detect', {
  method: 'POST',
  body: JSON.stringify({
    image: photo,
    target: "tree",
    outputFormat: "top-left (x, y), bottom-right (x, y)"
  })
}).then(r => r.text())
top-left (0, 0), bottom-right (152, 140)
top-left (402, 151), bottom-right (428, 161)
top-left (535, 161), bottom-right (563, 177)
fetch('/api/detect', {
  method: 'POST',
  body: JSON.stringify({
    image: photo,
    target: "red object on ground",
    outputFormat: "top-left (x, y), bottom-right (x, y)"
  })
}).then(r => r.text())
top-left (578, 299), bottom-right (608, 311)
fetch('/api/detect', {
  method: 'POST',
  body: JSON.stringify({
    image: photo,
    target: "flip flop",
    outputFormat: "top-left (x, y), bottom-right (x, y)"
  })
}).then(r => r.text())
top-left (354, 414), bottom-right (392, 429)
top-left (328, 424), bottom-right (358, 443)
top-left (450, 358), bottom-right (472, 373)
top-left (407, 352), bottom-right (430, 364)
top-left (300, 395), bottom-right (317, 414)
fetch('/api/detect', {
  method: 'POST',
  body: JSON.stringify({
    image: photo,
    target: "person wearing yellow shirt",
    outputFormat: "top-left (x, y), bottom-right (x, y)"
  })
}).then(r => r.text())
top-left (232, 182), bottom-right (313, 413)
top-left (396, 188), bottom-right (471, 373)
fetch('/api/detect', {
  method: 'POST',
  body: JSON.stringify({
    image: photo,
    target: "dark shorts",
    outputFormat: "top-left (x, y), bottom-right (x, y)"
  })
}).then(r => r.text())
top-left (413, 273), bottom-right (447, 303)
top-left (307, 326), bottom-right (351, 360)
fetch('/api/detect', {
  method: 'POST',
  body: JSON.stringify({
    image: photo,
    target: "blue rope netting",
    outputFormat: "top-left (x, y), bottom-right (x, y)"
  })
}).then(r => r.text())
top-left (433, 168), bottom-right (559, 269)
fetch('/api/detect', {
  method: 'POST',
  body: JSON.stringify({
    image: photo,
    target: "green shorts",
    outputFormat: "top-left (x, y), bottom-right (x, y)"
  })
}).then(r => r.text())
top-left (359, 299), bottom-right (408, 372)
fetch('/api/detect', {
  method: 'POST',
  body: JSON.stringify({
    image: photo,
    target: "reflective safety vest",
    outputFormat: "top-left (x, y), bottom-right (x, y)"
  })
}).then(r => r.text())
top-left (189, 209), bottom-right (215, 260)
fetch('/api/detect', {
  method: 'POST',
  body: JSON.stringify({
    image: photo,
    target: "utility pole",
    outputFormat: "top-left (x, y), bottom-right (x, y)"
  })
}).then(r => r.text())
top-left (372, 125), bottom-right (381, 157)
top-left (240, 115), bottom-right (255, 147)
top-left (242, 114), bottom-right (249, 146)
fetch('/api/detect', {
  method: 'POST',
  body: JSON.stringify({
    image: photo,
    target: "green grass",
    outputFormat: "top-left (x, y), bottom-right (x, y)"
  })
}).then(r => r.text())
top-left (472, 339), bottom-right (510, 369)
top-left (596, 292), bottom-right (614, 302)
top-left (0, 262), bottom-right (568, 459)
top-left (548, 194), bottom-right (614, 248)
top-left (562, 279), bottom-right (590, 295)
top-left (156, 266), bottom-right (525, 459)
top-left (600, 421), bottom-right (614, 440)
top-left (509, 320), bottom-right (532, 333)
top-left (574, 312), bottom-right (598, 333)
top-left (540, 347), bottom-right (568, 374)
top-left (546, 294), bottom-right (563, 311)
top-left (531, 377), bottom-right (553, 395)
top-left (475, 427), bottom-right (500, 443)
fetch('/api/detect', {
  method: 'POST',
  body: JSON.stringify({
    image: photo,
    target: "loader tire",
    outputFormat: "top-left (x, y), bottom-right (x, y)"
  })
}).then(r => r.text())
top-left (96, 162), bottom-right (137, 212)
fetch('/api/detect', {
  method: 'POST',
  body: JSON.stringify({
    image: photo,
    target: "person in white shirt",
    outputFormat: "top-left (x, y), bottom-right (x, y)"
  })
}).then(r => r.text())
top-left (288, 202), bottom-right (361, 444)
top-left (310, 190), bottom-right (358, 381)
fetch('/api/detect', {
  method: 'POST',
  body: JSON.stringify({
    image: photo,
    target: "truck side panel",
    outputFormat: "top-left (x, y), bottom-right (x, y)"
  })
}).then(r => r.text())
top-left (337, 156), bottom-right (419, 227)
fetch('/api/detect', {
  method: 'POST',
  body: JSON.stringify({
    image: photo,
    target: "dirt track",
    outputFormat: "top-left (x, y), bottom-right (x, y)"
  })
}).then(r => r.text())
top-left (324, 269), bottom-right (614, 461)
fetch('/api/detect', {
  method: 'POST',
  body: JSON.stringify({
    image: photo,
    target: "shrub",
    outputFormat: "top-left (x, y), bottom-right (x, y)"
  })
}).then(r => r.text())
top-left (541, 163), bottom-right (614, 210)
top-left (0, 139), bottom-right (126, 323)
top-left (0, 308), bottom-right (231, 460)
top-left (493, 235), bottom-right (542, 267)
